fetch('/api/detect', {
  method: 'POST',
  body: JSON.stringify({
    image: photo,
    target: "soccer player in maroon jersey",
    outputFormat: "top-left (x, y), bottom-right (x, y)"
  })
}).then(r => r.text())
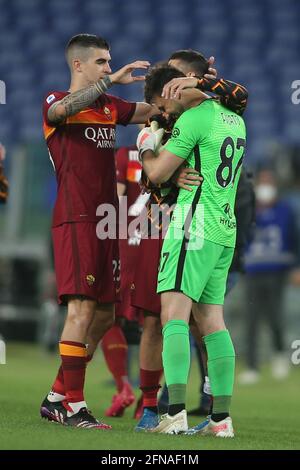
top-left (132, 52), bottom-right (248, 431)
top-left (101, 144), bottom-right (147, 417)
top-left (40, 34), bottom-right (160, 429)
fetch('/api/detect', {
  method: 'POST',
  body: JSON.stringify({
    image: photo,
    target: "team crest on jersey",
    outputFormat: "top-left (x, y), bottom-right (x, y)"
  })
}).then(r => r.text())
top-left (46, 94), bottom-right (55, 104)
top-left (172, 127), bottom-right (180, 138)
top-left (103, 106), bottom-right (112, 120)
top-left (86, 274), bottom-right (96, 286)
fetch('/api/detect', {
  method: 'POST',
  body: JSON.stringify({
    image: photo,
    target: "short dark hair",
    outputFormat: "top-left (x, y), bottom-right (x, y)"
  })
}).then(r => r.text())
top-left (144, 66), bottom-right (185, 103)
top-left (66, 34), bottom-right (110, 55)
top-left (168, 49), bottom-right (208, 77)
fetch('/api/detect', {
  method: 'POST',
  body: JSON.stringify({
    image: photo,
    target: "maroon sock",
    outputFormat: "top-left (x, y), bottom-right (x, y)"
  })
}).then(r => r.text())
top-left (86, 354), bottom-right (93, 363)
top-left (140, 368), bottom-right (163, 408)
top-left (101, 325), bottom-right (128, 392)
top-left (51, 348), bottom-right (92, 396)
top-left (51, 365), bottom-right (65, 396)
top-left (59, 341), bottom-right (87, 404)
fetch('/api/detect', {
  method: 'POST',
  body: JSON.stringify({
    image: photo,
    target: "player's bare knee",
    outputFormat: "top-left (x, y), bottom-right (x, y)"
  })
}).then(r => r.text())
top-left (146, 325), bottom-right (162, 343)
top-left (160, 292), bottom-right (192, 325)
top-left (65, 311), bottom-right (92, 336)
top-left (200, 315), bottom-right (226, 336)
top-left (143, 314), bottom-right (162, 340)
top-left (160, 307), bottom-right (179, 326)
top-left (86, 304), bottom-right (114, 343)
top-left (193, 303), bottom-right (226, 336)
top-left (97, 303), bottom-right (114, 330)
top-left (101, 313), bottom-right (115, 333)
top-left (66, 297), bottom-right (96, 330)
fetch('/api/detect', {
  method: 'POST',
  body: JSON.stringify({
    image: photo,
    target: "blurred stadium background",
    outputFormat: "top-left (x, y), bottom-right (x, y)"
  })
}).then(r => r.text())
top-left (0, 0), bottom-right (300, 449)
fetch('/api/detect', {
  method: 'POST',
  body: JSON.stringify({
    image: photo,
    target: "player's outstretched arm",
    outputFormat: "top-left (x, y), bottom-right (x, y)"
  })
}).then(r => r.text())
top-left (198, 57), bottom-right (248, 114)
top-left (47, 76), bottom-right (112, 125)
top-left (161, 76), bottom-right (248, 115)
top-left (129, 102), bottom-right (160, 124)
top-left (141, 149), bottom-right (184, 185)
top-left (162, 76), bottom-right (199, 100)
top-left (197, 77), bottom-right (248, 115)
top-left (110, 61), bottom-right (160, 123)
top-left (162, 56), bottom-right (217, 100)
top-left (48, 60), bottom-right (151, 125)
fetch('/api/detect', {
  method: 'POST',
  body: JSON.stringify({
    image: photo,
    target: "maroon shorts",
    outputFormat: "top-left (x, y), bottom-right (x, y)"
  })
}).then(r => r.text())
top-left (131, 235), bottom-right (164, 316)
top-left (115, 283), bottom-right (143, 324)
top-left (52, 222), bottom-right (120, 305)
top-left (115, 239), bottom-right (143, 323)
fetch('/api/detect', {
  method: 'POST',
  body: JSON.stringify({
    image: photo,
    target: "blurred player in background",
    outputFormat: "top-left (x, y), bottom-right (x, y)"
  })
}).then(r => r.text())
top-left (101, 143), bottom-right (148, 417)
top-left (133, 51), bottom-right (249, 432)
top-left (40, 33), bottom-right (160, 429)
top-left (240, 168), bottom-right (296, 384)
top-left (0, 143), bottom-right (8, 204)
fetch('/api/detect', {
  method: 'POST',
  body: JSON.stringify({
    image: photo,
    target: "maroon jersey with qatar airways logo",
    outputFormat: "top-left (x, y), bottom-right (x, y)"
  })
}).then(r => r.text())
top-left (43, 91), bottom-right (136, 227)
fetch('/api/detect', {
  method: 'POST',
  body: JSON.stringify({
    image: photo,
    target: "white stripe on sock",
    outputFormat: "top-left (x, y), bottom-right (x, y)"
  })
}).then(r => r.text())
top-left (47, 391), bottom-right (66, 402)
top-left (67, 401), bottom-right (87, 416)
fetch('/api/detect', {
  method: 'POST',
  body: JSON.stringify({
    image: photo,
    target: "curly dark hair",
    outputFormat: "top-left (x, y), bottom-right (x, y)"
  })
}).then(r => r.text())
top-left (144, 65), bottom-right (185, 104)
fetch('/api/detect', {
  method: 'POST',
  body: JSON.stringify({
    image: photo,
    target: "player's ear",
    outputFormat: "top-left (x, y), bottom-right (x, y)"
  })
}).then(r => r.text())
top-left (73, 59), bottom-right (82, 73)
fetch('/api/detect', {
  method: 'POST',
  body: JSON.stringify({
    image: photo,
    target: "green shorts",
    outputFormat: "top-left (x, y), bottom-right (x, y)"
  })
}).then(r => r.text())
top-left (157, 227), bottom-right (234, 304)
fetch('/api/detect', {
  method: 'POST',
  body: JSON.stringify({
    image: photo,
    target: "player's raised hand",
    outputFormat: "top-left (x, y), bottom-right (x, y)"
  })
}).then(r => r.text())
top-left (110, 61), bottom-right (150, 85)
top-left (174, 167), bottom-right (203, 192)
top-left (204, 56), bottom-right (218, 80)
top-left (161, 77), bottom-right (199, 100)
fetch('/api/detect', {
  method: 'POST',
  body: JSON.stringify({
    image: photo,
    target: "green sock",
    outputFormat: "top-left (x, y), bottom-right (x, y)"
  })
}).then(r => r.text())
top-left (162, 320), bottom-right (190, 406)
top-left (204, 329), bottom-right (235, 414)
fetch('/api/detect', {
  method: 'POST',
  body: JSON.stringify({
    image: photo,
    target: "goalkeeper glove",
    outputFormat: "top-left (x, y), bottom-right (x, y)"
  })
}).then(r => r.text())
top-left (136, 121), bottom-right (164, 160)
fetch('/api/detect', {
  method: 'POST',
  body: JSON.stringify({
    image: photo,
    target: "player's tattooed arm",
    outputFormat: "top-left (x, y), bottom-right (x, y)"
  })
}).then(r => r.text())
top-left (47, 60), bottom-right (151, 125)
top-left (162, 77), bottom-right (248, 116)
top-left (197, 77), bottom-right (249, 115)
top-left (47, 75), bottom-right (112, 125)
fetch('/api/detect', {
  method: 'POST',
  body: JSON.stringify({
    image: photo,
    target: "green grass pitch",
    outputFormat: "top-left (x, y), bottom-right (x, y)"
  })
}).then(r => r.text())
top-left (1, 342), bottom-right (299, 450)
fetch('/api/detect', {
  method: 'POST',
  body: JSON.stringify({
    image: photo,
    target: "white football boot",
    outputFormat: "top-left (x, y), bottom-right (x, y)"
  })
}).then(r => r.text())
top-left (151, 409), bottom-right (188, 434)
